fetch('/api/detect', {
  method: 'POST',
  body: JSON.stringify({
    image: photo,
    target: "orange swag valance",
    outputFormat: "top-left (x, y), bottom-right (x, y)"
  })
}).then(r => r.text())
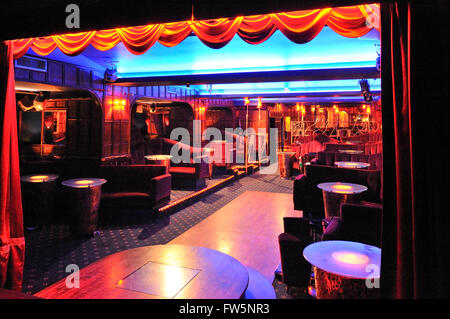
top-left (11, 4), bottom-right (380, 59)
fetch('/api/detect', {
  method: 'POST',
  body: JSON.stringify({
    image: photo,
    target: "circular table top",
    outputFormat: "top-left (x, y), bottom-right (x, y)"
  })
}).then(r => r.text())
top-left (303, 240), bottom-right (381, 279)
top-left (21, 174), bottom-right (59, 183)
top-left (144, 155), bottom-right (173, 161)
top-left (61, 178), bottom-right (107, 188)
top-left (338, 149), bottom-right (364, 154)
top-left (317, 182), bottom-right (368, 194)
top-left (278, 151), bottom-right (296, 156)
top-left (34, 244), bottom-right (249, 299)
top-left (335, 161), bottom-right (371, 169)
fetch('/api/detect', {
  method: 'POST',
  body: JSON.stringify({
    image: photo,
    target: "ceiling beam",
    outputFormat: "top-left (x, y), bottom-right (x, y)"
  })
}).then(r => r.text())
top-left (114, 67), bottom-right (380, 86)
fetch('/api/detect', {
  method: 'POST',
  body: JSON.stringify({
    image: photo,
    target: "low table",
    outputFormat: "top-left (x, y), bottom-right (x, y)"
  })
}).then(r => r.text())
top-left (61, 178), bottom-right (107, 237)
top-left (317, 182), bottom-right (368, 218)
top-left (34, 244), bottom-right (249, 299)
top-left (145, 155), bottom-right (173, 174)
top-left (21, 174), bottom-right (59, 230)
top-left (334, 161), bottom-right (371, 169)
top-left (303, 240), bottom-right (381, 298)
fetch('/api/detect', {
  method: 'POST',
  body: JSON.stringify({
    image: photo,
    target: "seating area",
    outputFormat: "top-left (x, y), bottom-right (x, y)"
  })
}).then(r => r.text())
top-left (2, 0), bottom-right (447, 304)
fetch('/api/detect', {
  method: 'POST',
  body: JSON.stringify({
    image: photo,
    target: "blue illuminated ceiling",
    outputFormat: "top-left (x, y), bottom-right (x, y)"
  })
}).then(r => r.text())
top-left (26, 26), bottom-right (381, 104)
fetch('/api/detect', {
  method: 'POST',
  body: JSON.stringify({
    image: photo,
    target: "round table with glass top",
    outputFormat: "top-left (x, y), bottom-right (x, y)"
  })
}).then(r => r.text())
top-left (317, 182), bottom-right (368, 218)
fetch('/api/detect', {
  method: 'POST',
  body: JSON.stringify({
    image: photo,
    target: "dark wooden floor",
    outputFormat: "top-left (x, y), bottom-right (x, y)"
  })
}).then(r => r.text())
top-left (170, 190), bottom-right (298, 282)
top-left (34, 244), bottom-right (248, 299)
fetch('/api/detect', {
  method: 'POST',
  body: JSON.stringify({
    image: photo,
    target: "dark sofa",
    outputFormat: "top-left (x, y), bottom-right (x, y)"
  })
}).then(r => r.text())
top-left (96, 164), bottom-right (171, 208)
top-left (293, 163), bottom-right (382, 219)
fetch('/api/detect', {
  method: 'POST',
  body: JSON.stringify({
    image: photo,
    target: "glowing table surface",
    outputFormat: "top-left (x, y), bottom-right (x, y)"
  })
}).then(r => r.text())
top-left (303, 240), bottom-right (381, 279)
top-left (317, 182), bottom-right (368, 194)
top-left (21, 174), bottom-right (59, 183)
top-left (334, 161), bottom-right (371, 169)
top-left (61, 178), bottom-right (107, 188)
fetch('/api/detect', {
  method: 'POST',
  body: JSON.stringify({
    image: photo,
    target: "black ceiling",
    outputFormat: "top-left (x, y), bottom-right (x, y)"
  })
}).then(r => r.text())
top-left (2, 0), bottom-right (386, 41)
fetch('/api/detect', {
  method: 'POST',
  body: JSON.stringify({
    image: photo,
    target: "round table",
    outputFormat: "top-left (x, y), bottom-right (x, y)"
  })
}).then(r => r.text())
top-left (277, 152), bottom-right (296, 178)
top-left (61, 178), bottom-right (106, 237)
top-left (317, 182), bottom-right (368, 218)
top-left (21, 174), bottom-right (59, 230)
top-left (144, 155), bottom-right (173, 174)
top-left (334, 161), bottom-right (371, 169)
top-left (303, 240), bottom-right (381, 299)
top-left (34, 244), bottom-right (249, 299)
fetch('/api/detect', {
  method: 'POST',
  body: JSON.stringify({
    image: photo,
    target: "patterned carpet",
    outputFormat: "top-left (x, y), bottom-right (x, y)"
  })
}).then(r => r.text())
top-left (22, 171), bottom-right (305, 298)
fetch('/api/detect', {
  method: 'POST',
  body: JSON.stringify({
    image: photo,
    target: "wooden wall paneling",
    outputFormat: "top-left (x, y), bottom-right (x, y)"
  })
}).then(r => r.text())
top-left (14, 68), bottom-right (30, 81)
top-left (47, 61), bottom-right (63, 85)
top-left (64, 65), bottom-right (78, 87)
top-left (112, 121), bottom-right (122, 155)
top-left (79, 100), bottom-right (91, 119)
top-left (30, 70), bottom-right (46, 82)
top-left (79, 69), bottom-right (91, 87)
top-left (103, 122), bottom-right (112, 157)
top-left (78, 119), bottom-right (90, 155)
top-left (67, 119), bottom-right (78, 155)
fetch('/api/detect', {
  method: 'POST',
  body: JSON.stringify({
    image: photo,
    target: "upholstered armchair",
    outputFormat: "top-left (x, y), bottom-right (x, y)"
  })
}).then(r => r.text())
top-left (322, 202), bottom-right (382, 247)
top-left (278, 217), bottom-right (314, 291)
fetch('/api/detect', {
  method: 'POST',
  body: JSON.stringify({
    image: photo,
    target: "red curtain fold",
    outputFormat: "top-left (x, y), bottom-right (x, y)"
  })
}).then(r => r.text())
top-left (158, 22), bottom-right (193, 47)
top-left (0, 41), bottom-right (25, 291)
top-left (327, 6), bottom-right (373, 38)
top-left (11, 4), bottom-right (379, 59)
top-left (190, 17), bottom-right (244, 49)
top-left (237, 15), bottom-right (278, 44)
top-left (380, 1), bottom-right (449, 299)
top-left (271, 9), bottom-right (332, 44)
top-left (116, 24), bottom-right (164, 55)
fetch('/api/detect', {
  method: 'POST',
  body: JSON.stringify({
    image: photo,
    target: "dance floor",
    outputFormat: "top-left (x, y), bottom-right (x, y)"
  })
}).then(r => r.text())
top-left (170, 190), bottom-right (298, 283)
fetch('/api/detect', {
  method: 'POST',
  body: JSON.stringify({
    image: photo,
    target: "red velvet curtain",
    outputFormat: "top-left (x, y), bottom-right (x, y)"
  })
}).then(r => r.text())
top-left (11, 5), bottom-right (378, 59)
top-left (380, 1), bottom-right (449, 299)
top-left (0, 41), bottom-right (25, 291)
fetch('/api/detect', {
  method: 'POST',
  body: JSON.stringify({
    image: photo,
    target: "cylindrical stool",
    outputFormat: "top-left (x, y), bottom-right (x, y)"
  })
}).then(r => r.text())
top-left (21, 174), bottom-right (59, 230)
top-left (61, 178), bottom-right (106, 237)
